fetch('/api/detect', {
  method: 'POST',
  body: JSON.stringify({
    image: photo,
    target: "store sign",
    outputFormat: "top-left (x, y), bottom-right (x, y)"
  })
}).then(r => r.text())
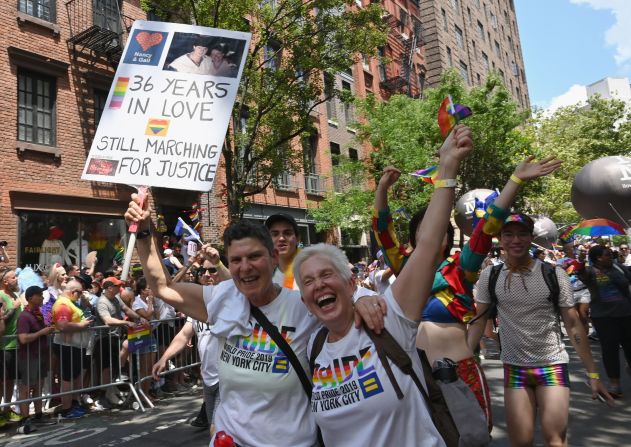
top-left (81, 21), bottom-right (251, 192)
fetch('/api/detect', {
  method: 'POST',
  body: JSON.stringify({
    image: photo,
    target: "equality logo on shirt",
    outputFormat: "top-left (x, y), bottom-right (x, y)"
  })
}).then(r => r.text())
top-left (219, 323), bottom-right (295, 374)
top-left (311, 346), bottom-right (384, 412)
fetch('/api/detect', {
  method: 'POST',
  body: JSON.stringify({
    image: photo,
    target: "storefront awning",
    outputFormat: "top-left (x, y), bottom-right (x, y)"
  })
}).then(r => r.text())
top-left (10, 191), bottom-right (128, 217)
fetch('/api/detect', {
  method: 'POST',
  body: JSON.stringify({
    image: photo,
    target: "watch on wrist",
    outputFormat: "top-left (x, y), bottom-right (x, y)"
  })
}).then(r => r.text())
top-left (136, 229), bottom-right (151, 239)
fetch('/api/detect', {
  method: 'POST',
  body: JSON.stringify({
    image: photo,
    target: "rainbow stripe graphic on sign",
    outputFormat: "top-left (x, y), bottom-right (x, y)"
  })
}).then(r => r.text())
top-left (109, 77), bottom-right (129, 109)
top-left (145, 118), bottom-right (170, 137)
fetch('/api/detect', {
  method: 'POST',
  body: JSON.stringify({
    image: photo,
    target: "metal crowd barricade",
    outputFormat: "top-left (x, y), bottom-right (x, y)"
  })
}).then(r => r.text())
top-left (0, 315), bottom-right (200, 416)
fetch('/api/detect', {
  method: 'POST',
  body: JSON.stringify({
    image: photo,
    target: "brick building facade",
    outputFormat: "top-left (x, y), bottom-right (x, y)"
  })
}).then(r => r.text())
top-left (1, 0), bottom-right (528, 271)
top-left (420, 0), bottom-right (529, 108)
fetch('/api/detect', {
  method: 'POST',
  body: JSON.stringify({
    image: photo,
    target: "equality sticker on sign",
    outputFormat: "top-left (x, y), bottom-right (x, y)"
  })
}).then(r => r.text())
top-left (82, 21), bottom-right (251, 192)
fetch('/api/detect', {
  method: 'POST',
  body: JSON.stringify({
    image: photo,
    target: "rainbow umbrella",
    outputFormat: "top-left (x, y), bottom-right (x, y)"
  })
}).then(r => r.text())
top-left (570, 218), bottom-right (626, 237)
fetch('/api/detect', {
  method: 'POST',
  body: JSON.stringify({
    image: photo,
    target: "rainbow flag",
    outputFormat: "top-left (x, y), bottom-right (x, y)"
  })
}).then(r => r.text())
top-left (109, 77), bottom-right (129, 109)
top-left (127, 323), bottom-right (152, 353)
top-left (410, 165), bottom-right (438, 184)
top-left (438, 95), bottom-right (472, 138)
top-left (145, 118), bottom-right (170, 137)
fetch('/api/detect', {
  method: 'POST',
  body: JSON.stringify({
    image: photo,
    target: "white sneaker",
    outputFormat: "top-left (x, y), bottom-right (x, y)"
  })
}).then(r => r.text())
top-left (92, 400), bottom-right (110, 411)
top-left (81, 394), bottom-right (94, 406)
top-left (105, 387), bottom-right (123, 406)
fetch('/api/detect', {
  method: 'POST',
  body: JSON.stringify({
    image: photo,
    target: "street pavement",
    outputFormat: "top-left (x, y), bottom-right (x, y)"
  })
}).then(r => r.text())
top-left (1, 338), bottom-right (629, 446)
top-left (482, 336), bottom-right (631, 446)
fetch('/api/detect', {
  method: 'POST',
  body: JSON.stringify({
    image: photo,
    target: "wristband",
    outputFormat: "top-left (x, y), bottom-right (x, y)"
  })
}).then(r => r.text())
top-left (510, 174), bottom-right (523, 185)
top-left (433, 179), bottom-right (457, 188)
top-left (136, 229), bottom-right (151, 240)
top-left (213, 260), bottom-right (224, 269)
top-left (587, 372), bottom-right (600, 380)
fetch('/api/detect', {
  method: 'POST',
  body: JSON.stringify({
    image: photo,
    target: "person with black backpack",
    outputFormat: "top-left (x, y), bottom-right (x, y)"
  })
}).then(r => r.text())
top-left (469, 213), bottom-right (613, 447)
top-left (578, 245), bottom-right (631, 398)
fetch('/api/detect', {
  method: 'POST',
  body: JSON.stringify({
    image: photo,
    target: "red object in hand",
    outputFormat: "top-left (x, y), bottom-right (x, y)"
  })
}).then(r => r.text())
top-left (214, 431), bottom-right (236, 447)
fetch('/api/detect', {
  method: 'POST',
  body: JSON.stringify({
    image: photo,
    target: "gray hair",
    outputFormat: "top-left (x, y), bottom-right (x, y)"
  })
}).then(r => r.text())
top-left (293, 243), bottom-right (352, 292)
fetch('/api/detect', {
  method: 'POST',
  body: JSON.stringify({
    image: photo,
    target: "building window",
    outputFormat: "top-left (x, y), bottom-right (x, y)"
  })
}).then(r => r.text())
top-left (330, 142), bottom-right (341, 166)
top-left (377, 47), bottom-right (387, 81)
top-left (263, 41), bottom-right (281, 70)
top-left (451, 0), bottom-right (459, 15)
top-left (455, 26), bottom-right (464, 49)
top-left (348, 148), bottom-right (358, 161)
top-left (302, 131), bottom-right (318, 175)
top-left (472, 40), bottom-right (477, 58)
top-left (19, 0), bottom-right (55, 22)
top-left (341, 81), bottom-right (354, 125)
top-left (481, 51), bottom-right (489, 71)
top-left (459, 61), bottom-right (469, 85)
top-left (399, 8), bottom-right (408, 33)
top-left (93, 89), bottom-right (108, 127)
top-left (441, 9), bottom-right (448, 31)
top-left (18, 70), bottom-right (56, 146)
top-left (491, 13), bottom-right (497, 29)
top-left (508, 35), bottom-right (514, 52)
top-left (477, 21), bottom-right (484, 41)
top-left (18, 211), bottom-right (125, 274)
top-left (476, 73), bottom-right (481, 85)
top-left (446, 47), bottom-right (453, 67)
top-left (467, 7), bottom-right (472, 25)
top-left (494, 40), bottom-right (501, 58)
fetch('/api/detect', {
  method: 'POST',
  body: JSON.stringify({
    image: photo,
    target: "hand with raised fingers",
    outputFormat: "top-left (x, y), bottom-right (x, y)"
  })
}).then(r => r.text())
top-left (513, 155), bottom-right (563, 182)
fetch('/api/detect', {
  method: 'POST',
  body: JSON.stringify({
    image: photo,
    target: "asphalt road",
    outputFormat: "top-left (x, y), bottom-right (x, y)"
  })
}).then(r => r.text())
top-left (1, 338), bottom-right (629, 446)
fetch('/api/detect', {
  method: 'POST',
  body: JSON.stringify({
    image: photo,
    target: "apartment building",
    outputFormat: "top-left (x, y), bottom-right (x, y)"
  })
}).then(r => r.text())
top-left (419, 0), bottom-right (529, 107)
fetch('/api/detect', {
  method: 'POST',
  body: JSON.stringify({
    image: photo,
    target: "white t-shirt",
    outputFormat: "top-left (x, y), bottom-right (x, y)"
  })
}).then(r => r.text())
top-left (132, 295), bottom-right (148, 312)
top-left (154, 297), bottom-right (176, 325)
top-left (187, 317), bottom-right (219, 387)
top-left (308, 288), bottom-right (444, 447)
top-left (370, 269), bottom-right (391, 295)
top-left (272, 268), bottom-right (300, 290)
top-left (352, 286), bottom-right (378, 302)
top-left (204, 281), bottom-right (319, 447)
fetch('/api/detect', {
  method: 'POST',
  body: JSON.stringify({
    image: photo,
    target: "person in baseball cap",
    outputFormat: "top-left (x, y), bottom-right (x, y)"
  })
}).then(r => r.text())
top-left (101, 276), bottom-right (123, 290)
top-left (24, 285), bottom-right (46, 300)
top-left (264, 213), bottom-right (301, 290)
top-left (501, 213), bottom-right (535, 234)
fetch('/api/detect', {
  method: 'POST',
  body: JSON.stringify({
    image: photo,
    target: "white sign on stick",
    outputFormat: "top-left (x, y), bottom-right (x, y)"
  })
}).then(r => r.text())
top-left (81, 21), bottom-right (251, 192)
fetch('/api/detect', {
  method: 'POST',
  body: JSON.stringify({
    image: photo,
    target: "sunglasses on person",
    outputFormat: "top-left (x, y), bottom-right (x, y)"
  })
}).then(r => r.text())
top-left (199, 267), bottom-right (217, 274)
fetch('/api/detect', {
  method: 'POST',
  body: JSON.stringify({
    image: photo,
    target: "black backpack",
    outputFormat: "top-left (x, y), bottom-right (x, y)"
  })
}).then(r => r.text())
top-left (487, 261), bottom-right (561, 321)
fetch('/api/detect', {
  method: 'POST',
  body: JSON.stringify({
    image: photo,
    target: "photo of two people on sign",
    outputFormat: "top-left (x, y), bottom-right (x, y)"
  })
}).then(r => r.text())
top-left (163, 32), bottom-right (246, 78)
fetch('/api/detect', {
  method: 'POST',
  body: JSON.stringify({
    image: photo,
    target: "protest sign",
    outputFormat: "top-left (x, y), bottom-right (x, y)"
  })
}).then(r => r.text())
top-left (81, 21), bottom-right (251, 191)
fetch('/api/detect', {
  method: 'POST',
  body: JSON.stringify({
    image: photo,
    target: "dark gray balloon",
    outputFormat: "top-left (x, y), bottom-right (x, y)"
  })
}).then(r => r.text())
top-left (571, 156), bottom-right (631, 227)
top-left (533, 216), bottom-right (558, 249)
top-left (454, 189), bottom-right (495, 236)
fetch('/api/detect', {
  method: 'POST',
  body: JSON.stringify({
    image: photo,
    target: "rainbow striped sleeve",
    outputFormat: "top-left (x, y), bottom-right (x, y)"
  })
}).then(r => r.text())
top-left (461, 203), bottom-right (509, 284)
top-left (371, 207), bottom-right (408, 275)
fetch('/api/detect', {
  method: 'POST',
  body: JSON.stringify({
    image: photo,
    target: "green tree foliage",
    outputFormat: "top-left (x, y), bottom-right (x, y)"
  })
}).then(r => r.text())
top-left (312, 70), bottom-right (533, 235)
top-left (523, 96), bottom-right (631, 224)
top-left (143, 0), bottom-right (387, 218)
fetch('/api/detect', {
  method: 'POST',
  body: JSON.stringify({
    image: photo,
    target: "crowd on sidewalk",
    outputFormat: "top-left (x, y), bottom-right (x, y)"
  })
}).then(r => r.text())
top-left (2, 125), bottom-right (631, 446)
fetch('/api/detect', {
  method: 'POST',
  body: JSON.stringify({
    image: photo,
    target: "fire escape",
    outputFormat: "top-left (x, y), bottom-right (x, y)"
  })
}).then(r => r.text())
top-left (380, 12), bottom-right (425, 97)
top-left (65, 0), bottom-right (133, 151)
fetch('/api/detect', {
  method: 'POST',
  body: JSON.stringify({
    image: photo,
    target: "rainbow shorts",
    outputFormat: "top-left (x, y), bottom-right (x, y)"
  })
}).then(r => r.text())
top-left (503, 363), bottom-right (570, 389)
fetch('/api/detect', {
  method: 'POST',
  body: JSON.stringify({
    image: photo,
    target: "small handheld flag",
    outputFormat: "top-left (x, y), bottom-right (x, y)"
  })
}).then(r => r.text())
top-left (410, 165), bottom-right (438, 184)
top-left (438, 95), bottom-right (472, 138)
